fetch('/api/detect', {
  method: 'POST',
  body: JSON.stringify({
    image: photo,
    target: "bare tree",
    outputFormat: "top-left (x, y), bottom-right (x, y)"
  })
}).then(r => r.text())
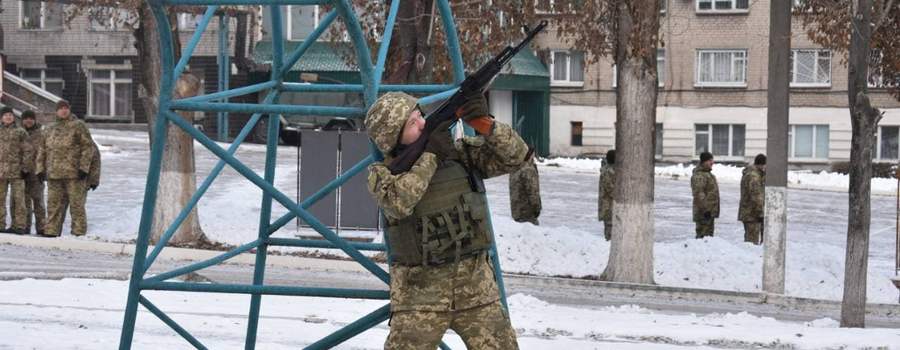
top-left (797, 0), bottom-right (899, 327)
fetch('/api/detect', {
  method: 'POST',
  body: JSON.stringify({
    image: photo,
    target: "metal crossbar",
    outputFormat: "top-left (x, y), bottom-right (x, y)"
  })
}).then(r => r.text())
top-left (119, 1), bottom-right (506, 349)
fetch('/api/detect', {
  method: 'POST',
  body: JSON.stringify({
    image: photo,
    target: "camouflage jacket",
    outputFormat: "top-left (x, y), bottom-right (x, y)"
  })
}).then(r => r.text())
top-left (691, 164), bottom-right (720, 222)
top-left (738, 165), bottom-right (765, 222)
top-left (88, 142), bottom-right (101, 187)
top-left (36, 117), bottom-right (94, 180)
top-left (367, 121), bottom-right (527, 312)
top-left (509, 156), bottom-right (541, 223)
top-left (0, 123), bottom-right (30, 179)
top-left (598, 165), bottom-right (615, 222)
top-left (23, 123), bottom-right (43, 174)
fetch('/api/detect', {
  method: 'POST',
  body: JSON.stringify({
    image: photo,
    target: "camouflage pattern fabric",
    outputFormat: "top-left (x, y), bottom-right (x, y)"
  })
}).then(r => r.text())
top-left (366, 96), bottom-right (526, 346)
top-left (365, 92), bottom-right (418, 155)
top-left (598, 165), bottom-right (615, 222)
top-left (738, 165), bottom-right (765, 223)
top-left (509, 157), bottom-right (541, 225)
top-left (46, 179), bottom-right (86, 236)
top-left (22, 122), bottom-right (43, 174)
top-left (88, 142), bottom-right (101, 189)
top-left (603, 221), bottom-right (612, 241)
top-left (695, 218), bottom-right (715, 238)
top-left (0, 123), bottom-right (30, 179)
top-left (690, 164), bottom-right (720, 222)
top-left (743, 222), bottom-right (763, 245)
top-left (0, 179), bottom-right (26, 230)
top-left (36, 118), bottom-right (93, 180)
top-left (23, 174), bottom-right (45, 232)
top-left (385, 299), bottom-right (518, 350)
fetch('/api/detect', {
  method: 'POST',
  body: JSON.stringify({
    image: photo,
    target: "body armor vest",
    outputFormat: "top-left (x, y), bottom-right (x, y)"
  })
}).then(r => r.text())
top-left (387, 160), bottom-right (493, 266)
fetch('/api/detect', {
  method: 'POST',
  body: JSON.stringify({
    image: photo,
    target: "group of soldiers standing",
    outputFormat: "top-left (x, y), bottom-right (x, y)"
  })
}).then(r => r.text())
top-left (598, 150), bottom-right (768, 245)
top-left (0, 100), bottom-right (100, 237)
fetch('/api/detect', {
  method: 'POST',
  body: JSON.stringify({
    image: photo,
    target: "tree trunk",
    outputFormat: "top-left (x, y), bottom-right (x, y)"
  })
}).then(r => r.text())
top-left (841, 0), bottom-right (882, 328)
top-left (135, 4), bottom-right (206, 246)
top-left (602, 1), bottom-right (658, 284)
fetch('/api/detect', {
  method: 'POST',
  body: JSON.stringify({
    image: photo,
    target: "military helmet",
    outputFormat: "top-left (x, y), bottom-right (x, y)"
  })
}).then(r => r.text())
top-left (365, 92), bottom-right (418, 155)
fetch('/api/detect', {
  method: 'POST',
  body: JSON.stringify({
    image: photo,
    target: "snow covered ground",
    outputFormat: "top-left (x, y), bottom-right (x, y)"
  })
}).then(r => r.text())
top-left (1, 278), bottom-right (899, 349)
top-left (68, 129), bottom-right (900, 303)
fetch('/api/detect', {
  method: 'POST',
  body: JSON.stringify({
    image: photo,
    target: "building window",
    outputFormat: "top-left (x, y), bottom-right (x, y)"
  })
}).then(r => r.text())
top-left (287, 5), bottom-right (319, 40)
top-left (696, 50), bottom-right (747, 87)
top-left (790, 50), bottom-right (831, 87)
top-left (878, 126), bottom-right (899, 160)
top-left (655, 123), bottom-right (664, 157)
top-left (535, 0), bottom-right (578, 14)
top-left (20, 68), bottom-right (64, 96)
top-left (571, 121), bottom-right (583, 146)
top-left (89, 8), bottom-right (137, 31)
top-left (177, 13), bottom-right (203, 30)
top-left (869, 49), bottom-right (897, 88)
top-left (613, 48), bottom-right (665, 87)
top-left (696, 0), bottom-right (749, 12)
top-left (20, 1), bottom-right (63, 30)
top-left (695, 124), bottom-right (745, 157)
top-left (789, 125), bottom-right (829, 159)
top-left (89, 70), bottom-right (133, 119)
top-left (551, 50), bottom-right (584, 86)
top-left (661, 0), bottom-right (667, 14)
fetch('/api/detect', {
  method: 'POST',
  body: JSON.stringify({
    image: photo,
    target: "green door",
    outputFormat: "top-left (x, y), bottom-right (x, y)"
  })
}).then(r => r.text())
top-left (513, 91), bottom-right (549, 156)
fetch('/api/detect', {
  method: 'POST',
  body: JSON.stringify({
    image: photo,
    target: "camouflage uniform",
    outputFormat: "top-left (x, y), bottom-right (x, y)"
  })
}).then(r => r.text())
top-left (88, 142), bottom-right (101, 190)
top-left (0, 122), bottom-right (30, 232)
top-left (36, 117), bottom-right (93, 237)
top-left (691, 164), bottom-right (719, 238)
top-left (509, 155), bottom-right (541, 225)
top-left (365, 92), bottom-right (524, 350)
top-left (739, 165), bottom-right (765, 245)
top-left (598, 165), bottom-right (615, 241)
top-left (22, 122), bottom-right (45, 233)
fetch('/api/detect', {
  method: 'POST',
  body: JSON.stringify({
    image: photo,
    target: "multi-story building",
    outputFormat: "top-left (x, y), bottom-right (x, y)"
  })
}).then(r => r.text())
top-left (0, 1), bottom-right (242, 127)
top-left (538, 0), bottom-right (900, 166)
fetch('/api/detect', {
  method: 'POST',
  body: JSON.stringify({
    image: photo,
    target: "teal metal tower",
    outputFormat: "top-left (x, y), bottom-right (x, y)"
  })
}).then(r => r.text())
top-left (118, 1), bottom-right (509, 349)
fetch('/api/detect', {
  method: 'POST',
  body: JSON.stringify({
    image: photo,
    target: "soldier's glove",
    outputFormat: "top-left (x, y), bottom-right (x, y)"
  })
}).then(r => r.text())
top-left (424, 120), bottom-right (456, 162)
top-left (455, 92), bottom-right (494, 135)
top-left (703, 211), bottom-right (712, 220)
top-left (90, 184), bottom-right (98, 191)
top-left (37, 173), bottom-right (46, 182)
top-left (78, 170), bottom-right (89, 180)
top-left (20, 171), bottom-right (28, 179)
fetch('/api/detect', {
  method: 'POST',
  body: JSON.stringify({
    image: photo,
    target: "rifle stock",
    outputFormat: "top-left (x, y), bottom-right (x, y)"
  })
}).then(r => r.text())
top-left (386, 21), bottom-right (547, 175)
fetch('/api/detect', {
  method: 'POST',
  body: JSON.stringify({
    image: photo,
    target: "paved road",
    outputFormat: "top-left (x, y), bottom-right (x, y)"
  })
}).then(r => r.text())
top-left (2, 244), bottom-right (898, 329)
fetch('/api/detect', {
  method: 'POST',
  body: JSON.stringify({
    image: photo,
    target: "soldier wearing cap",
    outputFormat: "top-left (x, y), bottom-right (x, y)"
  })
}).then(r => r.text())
top-left (0, 107), bottom-right (30, 234)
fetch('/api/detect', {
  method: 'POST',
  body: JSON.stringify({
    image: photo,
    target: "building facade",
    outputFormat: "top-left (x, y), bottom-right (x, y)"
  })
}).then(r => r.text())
top-left (0, 1), bottom-right (238, 125)
top-left (536, 0), bottom-right (900, 166)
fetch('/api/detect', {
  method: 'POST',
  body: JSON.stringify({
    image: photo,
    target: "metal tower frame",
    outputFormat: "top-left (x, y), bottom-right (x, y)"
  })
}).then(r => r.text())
top-left (118, 1), bottom-right (509, 349)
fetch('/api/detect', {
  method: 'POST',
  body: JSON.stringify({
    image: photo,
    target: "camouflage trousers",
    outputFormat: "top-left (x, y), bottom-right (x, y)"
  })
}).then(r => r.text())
top-left (603, 221), bottom-right (612, 241)
top-left (11, 175), bottom-right (46, 232)
top-left (743, 221), bottom-right (763, 245)
top-left (385, 300), bottom-right (519, 350)
top-left (509, 161), bottom-right (541, 225)
top-left (695, 218), bottom-right (715, 238)
top-left (0, 178), bottom-right (26, 230)
top-left (47, 179), bottom-right (87, 236)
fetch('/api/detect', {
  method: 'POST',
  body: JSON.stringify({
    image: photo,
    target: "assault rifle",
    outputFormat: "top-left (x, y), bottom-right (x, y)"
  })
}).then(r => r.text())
top-left (387, 21), bottom-right (548, 175)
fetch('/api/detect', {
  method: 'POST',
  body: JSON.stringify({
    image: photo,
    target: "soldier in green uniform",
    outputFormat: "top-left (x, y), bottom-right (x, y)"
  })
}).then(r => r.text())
top-left (691, 151), bottom-right (719, 239)
top-left (36, 100), bottom-right (94, 237)
top-left (739, 154), bottom-right (766, 245)
top-left (598, 149), bottom-right (615, 241)
top-left (21, 110), bottom-right (46, 235)
top-left (365, 91), bottom-right (524, 349)
top-left (0, 107), bottom-right (30, 234)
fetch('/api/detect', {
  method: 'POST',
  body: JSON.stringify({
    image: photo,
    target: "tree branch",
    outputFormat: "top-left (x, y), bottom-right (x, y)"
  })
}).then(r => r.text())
top-left (874, 0), bottom-right (896, 32)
